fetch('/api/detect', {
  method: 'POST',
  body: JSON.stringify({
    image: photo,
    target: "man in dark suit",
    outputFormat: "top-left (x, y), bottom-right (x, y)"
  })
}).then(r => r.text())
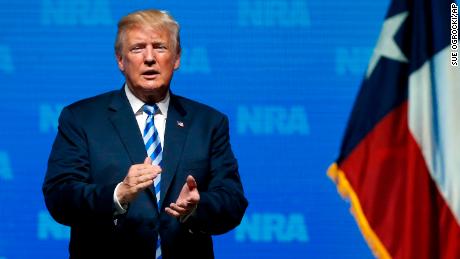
top-left (43, 9), bottom-right (248, 259)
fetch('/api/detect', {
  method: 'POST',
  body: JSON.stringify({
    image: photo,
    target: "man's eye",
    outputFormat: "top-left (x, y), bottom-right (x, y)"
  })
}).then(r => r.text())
top-left (156, 45), bottom-right (167, 51)
top-left (131, 47), bottom-right (143, 53)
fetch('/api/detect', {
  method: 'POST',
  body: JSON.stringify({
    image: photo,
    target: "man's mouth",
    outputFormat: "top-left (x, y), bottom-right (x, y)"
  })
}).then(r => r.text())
top-left (142, 70), bottom-right (159, 79)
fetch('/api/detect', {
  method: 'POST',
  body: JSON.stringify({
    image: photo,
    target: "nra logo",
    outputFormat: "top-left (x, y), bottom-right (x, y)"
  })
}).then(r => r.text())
top-left (238, 0), bottom-right (310, 27)
top-left (336, 47), bottom-right (372, 76)
top-left (237, 105), bottom-right (309, 135)
top-left (37, 211), bottom-right (70, 240)
top-left (39, 104), bottom-right (64, 133)
top-left (0, 151), bottom-right (13, 181)
top-left (0, 45), bottom-right (14, 74)
top-left (178, 47), bottom-right (210, 74)
top-left (236, 213), bottom-right (309, 242)
top-left (41, 0), bottom-right (112, 26)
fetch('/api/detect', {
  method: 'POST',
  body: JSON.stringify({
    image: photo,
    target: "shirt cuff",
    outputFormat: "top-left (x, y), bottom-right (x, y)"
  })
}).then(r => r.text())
top-left (113, 182), bottom-right (128, 215)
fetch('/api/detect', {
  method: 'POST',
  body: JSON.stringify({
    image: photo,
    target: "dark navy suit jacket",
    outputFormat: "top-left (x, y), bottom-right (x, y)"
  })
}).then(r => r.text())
top-left (43, 88), bottom-right (248, 259)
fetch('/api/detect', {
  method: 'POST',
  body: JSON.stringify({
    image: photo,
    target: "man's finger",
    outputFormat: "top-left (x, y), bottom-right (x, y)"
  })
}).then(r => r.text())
top-left (177, 201), bottom-right (189, 207)
top-left (136, 166), bottom-right (162, 178)
top-left (165, 207), bottom-right (180, 218)
top-left (137, 179), bottom-right (154, 190)
top-left (137, 173), bottom-right (155, 183)
top-left (170, 203), bottom-right (187, 214)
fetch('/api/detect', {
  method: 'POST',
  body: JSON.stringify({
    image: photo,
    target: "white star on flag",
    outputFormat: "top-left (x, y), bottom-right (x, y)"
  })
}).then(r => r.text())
top-left (366, 11), bottom-right (409, 78)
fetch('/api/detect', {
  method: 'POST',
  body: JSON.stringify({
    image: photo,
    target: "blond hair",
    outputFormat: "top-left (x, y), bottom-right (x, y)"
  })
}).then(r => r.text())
top-left (115, 9), bottom-right (181, 56)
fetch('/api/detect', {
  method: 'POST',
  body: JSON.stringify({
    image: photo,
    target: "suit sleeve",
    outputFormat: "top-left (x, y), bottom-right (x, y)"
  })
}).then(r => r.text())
top-left (42, 107), bottom-right (117, 226)
top-left (185, 115), bottom-right (248, 234)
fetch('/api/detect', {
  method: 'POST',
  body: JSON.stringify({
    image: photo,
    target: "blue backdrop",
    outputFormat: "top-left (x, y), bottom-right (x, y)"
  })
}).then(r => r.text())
top-left (0, 0), bottom-right (390, 258)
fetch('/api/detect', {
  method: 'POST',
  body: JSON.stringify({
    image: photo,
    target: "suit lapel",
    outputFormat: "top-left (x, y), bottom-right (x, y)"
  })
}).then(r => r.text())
top-left (108, 89), bottom-right (147, 167)
top-left (160, 94), bottom-right (190, 209)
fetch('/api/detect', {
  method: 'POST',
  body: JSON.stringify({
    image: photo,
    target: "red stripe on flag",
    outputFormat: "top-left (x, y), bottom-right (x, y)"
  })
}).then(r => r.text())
top-left (338, 101), bottom-right (460, 259)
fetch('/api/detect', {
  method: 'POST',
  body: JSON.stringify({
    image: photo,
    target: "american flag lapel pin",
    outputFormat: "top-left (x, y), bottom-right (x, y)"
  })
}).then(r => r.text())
top-left (177, 121), bottom-right (184, 128)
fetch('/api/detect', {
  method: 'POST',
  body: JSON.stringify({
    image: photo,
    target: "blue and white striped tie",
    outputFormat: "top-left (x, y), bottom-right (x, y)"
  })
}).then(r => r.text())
top-left (143, 104), bottom-right (163, 259)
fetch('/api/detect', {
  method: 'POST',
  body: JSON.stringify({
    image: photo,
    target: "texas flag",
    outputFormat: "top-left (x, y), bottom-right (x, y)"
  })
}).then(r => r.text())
top-left (328, 0), bottom-right (460, 258)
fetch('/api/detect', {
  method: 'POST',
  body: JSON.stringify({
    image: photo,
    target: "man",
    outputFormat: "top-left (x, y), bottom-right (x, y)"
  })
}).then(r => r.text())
top-left (43, 9), bottom-right (248, 259)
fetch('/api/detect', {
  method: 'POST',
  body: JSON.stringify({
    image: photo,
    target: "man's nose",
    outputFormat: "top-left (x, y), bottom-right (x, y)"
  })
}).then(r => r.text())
top-left (144, 47), bottom-right (156, 65)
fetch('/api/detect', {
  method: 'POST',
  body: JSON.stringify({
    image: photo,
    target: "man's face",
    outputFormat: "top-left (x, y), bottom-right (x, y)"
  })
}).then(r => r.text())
top-left (117, 25), bottom-right (180, 102)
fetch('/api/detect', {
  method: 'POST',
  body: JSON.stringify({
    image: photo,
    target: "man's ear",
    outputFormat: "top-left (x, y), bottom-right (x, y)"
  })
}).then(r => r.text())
top-left (116, 53), bottom-right (124, 72)
top-left (174, 54), bottom-right (181, 70)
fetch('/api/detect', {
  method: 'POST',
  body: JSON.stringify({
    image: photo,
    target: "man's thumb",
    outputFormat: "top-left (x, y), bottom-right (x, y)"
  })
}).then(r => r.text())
top-left (186, 175), bottom-right (197, 189)
top-left (144, 156), bottom-right (152, 164)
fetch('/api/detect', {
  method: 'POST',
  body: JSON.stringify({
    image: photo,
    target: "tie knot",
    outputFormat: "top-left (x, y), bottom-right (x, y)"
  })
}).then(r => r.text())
top-left (143, 104), bottom-right (159, 116)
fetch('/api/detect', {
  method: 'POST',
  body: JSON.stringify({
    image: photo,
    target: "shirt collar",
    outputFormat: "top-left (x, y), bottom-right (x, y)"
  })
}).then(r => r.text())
top-left (124, 84), bottom-right (169, 118)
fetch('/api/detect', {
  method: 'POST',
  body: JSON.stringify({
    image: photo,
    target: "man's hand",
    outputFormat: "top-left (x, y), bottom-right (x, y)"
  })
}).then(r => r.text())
top-left (116, 157), bottom-right (161, 205)
top-left (165, 175), bottom-right (200, 218)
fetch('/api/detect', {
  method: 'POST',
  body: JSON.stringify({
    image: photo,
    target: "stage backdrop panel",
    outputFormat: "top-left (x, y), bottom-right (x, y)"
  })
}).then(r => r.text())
top-left (0, 0), bottom-right (388, 258)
